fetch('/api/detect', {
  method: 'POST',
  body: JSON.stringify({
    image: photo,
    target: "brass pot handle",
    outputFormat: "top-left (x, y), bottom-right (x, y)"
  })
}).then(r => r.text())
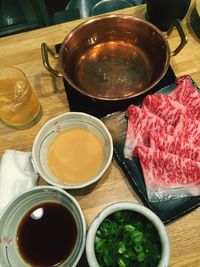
top-left (166, 20), bottom-right (188, 56)
top-left (41, 43), bottom-right (62, 77)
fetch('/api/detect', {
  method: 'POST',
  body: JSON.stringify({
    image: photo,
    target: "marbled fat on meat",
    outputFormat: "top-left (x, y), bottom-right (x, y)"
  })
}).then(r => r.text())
top-left (174, 114), bottom-right (200, 146)
top-left (169, 75), bottom-right (200, 120)
top-left (124, 105), bottom-right (174, 159)
top-left (124, 75), bottom-right (200, 201)
top-left (137, 146), bottom-right (200, 201)
top-left (142, 94), bottom-right (192, 126)
top-left (150, 131), bottom-right (200, 162)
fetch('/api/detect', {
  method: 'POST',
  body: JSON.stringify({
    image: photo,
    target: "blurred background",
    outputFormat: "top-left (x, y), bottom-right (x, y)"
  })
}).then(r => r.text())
top-left (0, 0), bottom-right (144, 37)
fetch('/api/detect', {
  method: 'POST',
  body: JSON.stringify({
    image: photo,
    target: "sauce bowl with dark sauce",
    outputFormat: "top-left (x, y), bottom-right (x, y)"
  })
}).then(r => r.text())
top-left (0, 186), bottom-right (86, 267)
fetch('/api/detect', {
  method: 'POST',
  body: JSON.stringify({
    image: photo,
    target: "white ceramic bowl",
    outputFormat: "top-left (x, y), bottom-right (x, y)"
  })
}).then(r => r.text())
top-left (0, 186), bottom-right (86, 267)
top-left (86, 201), bottom-right (170, 267)
top-left (32, 112), bottom-right (113, 189)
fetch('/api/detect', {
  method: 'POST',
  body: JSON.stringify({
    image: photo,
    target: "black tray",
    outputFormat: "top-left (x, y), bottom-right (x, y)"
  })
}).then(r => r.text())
top-left (104, 77), bottom-right (200, 224)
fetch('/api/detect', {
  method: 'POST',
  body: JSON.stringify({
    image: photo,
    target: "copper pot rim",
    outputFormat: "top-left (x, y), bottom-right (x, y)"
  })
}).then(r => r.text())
top-left (58, 14), bottom-right (170, 101)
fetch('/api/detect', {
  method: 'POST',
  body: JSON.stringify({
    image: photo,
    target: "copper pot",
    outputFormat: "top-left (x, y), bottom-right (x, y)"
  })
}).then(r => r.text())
top-left (41, 14), bottom-right (187, 101)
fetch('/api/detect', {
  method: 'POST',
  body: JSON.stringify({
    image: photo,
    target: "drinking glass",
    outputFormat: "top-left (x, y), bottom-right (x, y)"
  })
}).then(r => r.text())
top-left (0, 67), bottom-right (42, 128)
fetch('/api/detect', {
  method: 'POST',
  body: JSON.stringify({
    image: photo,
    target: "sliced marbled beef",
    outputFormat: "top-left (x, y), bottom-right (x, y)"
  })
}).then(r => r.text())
top-left (124, 105), bottom-right (174, 159)
top-left (141, 94), bottom-right (192, 126)
top-left (137, 146), bottom-right (200, 201)
top-left (150, 131), bottom-right (200, 162)
top-left (169, 76), bottom-right (200, 120)
top-left (174, 114), bottom-right (200, 146)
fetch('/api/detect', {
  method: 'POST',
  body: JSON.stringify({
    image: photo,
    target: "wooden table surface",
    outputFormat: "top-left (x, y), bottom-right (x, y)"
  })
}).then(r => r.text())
top-left (0, 1), bottom-right (200, 266)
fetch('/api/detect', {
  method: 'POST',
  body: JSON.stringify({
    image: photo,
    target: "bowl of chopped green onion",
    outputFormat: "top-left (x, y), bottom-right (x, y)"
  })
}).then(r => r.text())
top-left (86, 202), bottom-right (170, 267)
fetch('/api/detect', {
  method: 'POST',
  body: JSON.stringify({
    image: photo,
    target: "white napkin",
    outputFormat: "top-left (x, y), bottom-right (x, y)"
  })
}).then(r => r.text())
top-left (0, 150), bottom-right (38, 214)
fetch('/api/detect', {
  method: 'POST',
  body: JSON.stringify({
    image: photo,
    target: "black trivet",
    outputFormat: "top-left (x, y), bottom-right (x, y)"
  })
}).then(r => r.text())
top-left (56, 44), bottom-right (176, 117)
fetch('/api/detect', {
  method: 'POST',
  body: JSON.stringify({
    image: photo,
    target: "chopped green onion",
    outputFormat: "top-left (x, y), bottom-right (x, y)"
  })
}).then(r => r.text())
top-left (117, 257), bottom-right (127, 267)
top-left (94, 210), bottom-right (161, 267)
top-left (118, 242), bottom-right (126, 254)
top-left (137, 251), bottom-right (145, 262)
top-left (124, 224), bottom-right (135, 232)
top-left (95, 239), bottom-right (105, 253)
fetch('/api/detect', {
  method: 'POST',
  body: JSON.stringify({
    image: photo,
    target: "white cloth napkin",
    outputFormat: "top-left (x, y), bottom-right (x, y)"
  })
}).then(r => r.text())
top-left (0, 150), bottom-right (38, 214)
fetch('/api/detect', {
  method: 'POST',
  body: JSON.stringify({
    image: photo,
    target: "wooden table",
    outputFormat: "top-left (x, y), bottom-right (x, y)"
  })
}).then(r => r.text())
top-left (0, 1), bottom-right (200, 266)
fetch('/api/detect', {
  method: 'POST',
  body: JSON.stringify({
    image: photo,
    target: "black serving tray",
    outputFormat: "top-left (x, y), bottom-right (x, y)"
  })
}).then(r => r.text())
top-left (103, 77), bottom-right (200, 224)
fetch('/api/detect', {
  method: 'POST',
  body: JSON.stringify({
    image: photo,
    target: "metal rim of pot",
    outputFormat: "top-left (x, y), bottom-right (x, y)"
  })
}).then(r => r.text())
top-left (41, 14), bottom-right (187, 101)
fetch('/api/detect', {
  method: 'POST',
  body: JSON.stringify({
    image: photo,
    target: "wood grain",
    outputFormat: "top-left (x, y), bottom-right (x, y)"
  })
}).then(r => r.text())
top-left (0, 1), bottom-right (200, 266)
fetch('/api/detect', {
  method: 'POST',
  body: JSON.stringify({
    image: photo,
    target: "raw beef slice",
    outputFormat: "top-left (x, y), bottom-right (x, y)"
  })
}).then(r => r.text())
top-left (150, 131), bottom-right (200, 162)
top-left (142, 94), bottom-right (192, 126)
top-left (124, 105), bottom-right (174, 159)
top-left (174, 114), bottom-right (200, 147)
top-left (137, 146), bottom-right (200, 201)
top-left (169, 75), bottom-right (200, 120)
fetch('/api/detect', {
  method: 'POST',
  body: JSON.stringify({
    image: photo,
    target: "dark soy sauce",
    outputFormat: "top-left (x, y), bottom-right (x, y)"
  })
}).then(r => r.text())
top-left (17, 202), bottom-right (77, 266)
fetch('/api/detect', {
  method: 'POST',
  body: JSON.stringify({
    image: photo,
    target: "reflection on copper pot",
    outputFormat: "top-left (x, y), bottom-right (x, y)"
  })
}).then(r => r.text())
top-left (41, 14), bottom-right (187, 101)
